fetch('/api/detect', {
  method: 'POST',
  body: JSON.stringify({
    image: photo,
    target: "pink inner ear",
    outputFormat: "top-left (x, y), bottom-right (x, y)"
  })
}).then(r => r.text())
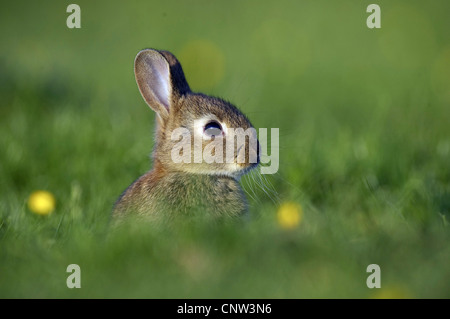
top-left (149, 58), bottom-right (171, 112)
top-left (135, 50), bottom-right (173, 116)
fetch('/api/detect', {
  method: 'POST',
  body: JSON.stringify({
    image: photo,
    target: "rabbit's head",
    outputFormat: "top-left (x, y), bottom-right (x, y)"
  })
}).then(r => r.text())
top-left (134, 49), bottom-right (259, 179)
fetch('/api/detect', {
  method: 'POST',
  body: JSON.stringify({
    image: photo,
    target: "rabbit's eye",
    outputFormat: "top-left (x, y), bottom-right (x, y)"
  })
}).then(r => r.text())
top-left (204, 121), bottom-right (223, 137)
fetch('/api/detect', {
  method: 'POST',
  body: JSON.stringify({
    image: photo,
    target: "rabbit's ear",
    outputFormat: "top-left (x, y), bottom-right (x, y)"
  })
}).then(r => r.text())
top-left (158, 50), bottom-right (190, 95)
top-left (134, 49), bottom-right (190, 120)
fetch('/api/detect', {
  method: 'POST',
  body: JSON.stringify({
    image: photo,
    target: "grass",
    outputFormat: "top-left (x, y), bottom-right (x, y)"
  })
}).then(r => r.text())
top-left (1, 0), bottom-right (450, 298)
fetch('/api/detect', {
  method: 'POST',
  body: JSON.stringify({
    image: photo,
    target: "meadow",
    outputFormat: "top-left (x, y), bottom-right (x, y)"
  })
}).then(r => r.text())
top-left (0, 0), bottom-right (449, 298)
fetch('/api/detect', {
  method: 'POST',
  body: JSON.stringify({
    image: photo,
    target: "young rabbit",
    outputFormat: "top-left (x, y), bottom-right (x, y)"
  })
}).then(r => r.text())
top-left (113, 49), bottom-right (259, 221)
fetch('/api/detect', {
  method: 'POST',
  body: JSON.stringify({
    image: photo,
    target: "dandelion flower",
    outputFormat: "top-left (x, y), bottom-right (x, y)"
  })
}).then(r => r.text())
top-left (28, 190), bottom-right (56, 215)
top-left (277, 202), bottom-right (302, 229)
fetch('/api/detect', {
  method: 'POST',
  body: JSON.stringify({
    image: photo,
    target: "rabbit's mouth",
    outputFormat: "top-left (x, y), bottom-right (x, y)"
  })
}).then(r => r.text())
top-left (206, 164), bottom-right (258, 182)
top-left (201, 157), bottom-right (260, 180)
top-left (225, 145), bottom-right (259, 179)
top-left (236, 162), bottom-right (259, 176)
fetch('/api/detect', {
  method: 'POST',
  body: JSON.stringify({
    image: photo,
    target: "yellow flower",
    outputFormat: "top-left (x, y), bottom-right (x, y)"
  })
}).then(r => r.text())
top-left (277, 202), bottom-right (302, 229)
top-left (28, 190), bottom-right (56, 215)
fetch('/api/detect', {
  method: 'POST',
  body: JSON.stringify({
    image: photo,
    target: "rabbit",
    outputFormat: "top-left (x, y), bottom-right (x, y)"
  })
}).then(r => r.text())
top-left (112, 49), bottom-right (259, 221)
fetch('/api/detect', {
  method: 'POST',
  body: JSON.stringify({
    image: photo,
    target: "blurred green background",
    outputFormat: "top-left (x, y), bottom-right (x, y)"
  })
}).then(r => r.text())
top-left (1, 0), bottom-right (450, 298)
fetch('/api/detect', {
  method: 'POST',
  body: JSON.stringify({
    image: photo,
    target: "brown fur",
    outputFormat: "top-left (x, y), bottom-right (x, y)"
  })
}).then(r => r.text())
top-left (112, 49), bottom-right (258, 221)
